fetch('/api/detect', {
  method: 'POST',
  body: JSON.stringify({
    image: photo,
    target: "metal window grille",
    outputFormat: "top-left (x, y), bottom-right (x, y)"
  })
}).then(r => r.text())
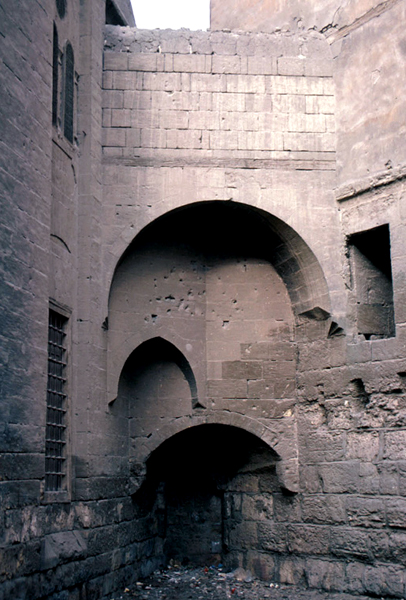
top-left (52, 24), bottom-right (59, 127)
top-left (45, 310), bottom-right (67, 491)
top-left (63, 42), bottom-right (74, 143)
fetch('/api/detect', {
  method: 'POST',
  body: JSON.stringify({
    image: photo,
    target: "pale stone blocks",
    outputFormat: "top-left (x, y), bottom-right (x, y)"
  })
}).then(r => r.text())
top-left (103, 52), bottom-right (128, 71)
top-left (166, 129), bottom-right (205, 149)
top-left (159, 110), bottom-right (189, 130)
top-left (245, 93), bottom-right (273, 112)
top-left (132, 109), bottom-right (159, 129)
top-left (189, 110), bottom-right (220, 130)
top-left (142, 72), bottom-right (182, 92)
top-left (173, 54), bottom-right (210, 73)
top-left (102, 90), bottom-right (124, 109)
top-left (190, 73), bottom-right (227, 93)
top-left (111, 109), bottom-right (132, 128)
top-left (306, 95), bottom-right (335, 114)
top-left (112, 71), bottom-right (142, 90)
top-left (212, 92), bottom-right (246, 112)
top-left (124, 90), bottom-right (151, 110)
top-left (277, 57), bottom-right (305, 77)
top-left (212, 55), bottom-right (241, 74)
top-left (209, 130), bottom-right (239, 150)
top-left (102, 127), bottom-right (126, 147)
top-left (248, 56), bottom-right (277, 75)
top-left (227, 74), bottom-right (266, 94)
top-left (126, 128), bottom-right (141, 148)
top-left (140, 128), bottom-right (166, 148)
top-left (305, 59), bottom-right (334, 78)
top-left (128, 53), bottom-right (164, 72)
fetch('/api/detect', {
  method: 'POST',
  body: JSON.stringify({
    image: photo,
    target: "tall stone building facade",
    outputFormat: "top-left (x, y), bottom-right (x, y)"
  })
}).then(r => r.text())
top-left (1, 0), bottom-right (406, 598)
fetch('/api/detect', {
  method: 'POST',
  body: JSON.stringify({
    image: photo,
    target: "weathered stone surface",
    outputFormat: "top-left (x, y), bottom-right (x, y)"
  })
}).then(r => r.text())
top-left (2, 1), bottom-right (406, 599)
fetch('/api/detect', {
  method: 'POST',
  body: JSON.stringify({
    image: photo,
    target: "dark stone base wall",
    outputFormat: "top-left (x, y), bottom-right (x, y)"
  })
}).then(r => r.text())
top-left (0, 493), bottom-right (164, 600)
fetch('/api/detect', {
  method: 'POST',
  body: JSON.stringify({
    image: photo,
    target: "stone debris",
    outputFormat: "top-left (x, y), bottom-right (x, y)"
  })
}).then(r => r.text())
top-left (109, 565), bottom-right (376, 600)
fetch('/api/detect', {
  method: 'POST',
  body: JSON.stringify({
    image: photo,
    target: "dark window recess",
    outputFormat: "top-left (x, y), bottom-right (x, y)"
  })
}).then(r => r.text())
top-left (349, 224), bottom-right (395, 339)
top-left (45, 310), bottom-right (68, 492)
top-left (63, 42), bottom-right (74, 143)
top-left (106, 0), bottom-right (126, 25)
top-left (56, 0), bottom-right (66, 19)
top-left (52, 24), bottom-right (59, 127)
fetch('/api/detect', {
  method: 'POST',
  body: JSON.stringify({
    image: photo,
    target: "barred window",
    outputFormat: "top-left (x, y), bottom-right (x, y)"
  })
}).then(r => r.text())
top-left (45, 310), bottom-right (68, 491)
top-left (63, 42), bottom-right (74, 143)
top-left (52, 24), bottom-right (59, 127)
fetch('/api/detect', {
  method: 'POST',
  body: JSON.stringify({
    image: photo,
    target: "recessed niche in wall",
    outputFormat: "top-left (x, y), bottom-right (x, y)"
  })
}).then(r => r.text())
top-left (348, 224), bottom-right (395, 339)
top-left (56, 0), bottom-right (66, 18)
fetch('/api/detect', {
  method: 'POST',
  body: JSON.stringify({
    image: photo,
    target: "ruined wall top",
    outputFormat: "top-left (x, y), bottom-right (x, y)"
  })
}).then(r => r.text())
top-left (104, 25), bottom-right (330, 57)
top-left (210, 0), bottom-right (401, 36)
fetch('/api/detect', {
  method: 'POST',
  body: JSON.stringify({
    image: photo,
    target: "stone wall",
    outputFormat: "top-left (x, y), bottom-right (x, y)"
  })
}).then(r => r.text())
top-left (1, 1), bottom-right (406, 599)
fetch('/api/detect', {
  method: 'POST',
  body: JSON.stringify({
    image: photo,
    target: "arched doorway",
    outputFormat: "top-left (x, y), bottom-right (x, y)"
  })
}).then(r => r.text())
top-left (134, 424), bottom-right (281, 572)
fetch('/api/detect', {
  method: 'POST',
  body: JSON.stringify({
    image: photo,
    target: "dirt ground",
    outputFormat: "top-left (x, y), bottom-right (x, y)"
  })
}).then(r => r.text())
top-left (109, 564), bottom-right (376, 600)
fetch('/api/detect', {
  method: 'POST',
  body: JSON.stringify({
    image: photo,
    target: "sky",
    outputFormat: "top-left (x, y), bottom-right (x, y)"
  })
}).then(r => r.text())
top-left (130, 0), bottom-right (210, 30)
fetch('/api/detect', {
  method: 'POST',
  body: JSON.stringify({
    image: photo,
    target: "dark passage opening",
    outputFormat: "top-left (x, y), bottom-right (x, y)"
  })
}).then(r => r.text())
top-left (133, 425), bottom-right (279, 570)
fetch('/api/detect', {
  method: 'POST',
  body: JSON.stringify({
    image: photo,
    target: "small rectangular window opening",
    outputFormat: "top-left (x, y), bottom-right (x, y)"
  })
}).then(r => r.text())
top-left (45, 310), bottom-right (68, 491)
top-left (348, 224), bottom-right (395, 339)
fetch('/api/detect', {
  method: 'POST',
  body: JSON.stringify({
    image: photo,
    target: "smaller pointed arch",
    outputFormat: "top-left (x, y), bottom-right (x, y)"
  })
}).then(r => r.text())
top-left (117, 336), bottom-right (199, 409)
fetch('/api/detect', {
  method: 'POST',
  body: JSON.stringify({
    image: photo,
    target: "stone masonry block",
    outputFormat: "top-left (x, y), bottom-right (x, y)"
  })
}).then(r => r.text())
top-left (103, 52), bottom-right (128, 71)
top-left (257, 522), bottom-right (288, 552)
top-left (132, 109), bottom-right (159, 129)
top-left (299, 430), bottom-right (345, 464)
top-left (208, 379), bottom-right (247, 399)
top-left (288, 525), bottom-right (330, 555)
top-left (140, 128), bottom-right (166, 148)
top-left (305, 60), bottom-right (333, 77)
top-left (102, 90), bottom-right (124, 109)
top-left (189, 111), bottom-right (220, 130)
top-left (212, 92), bottom-right (245, 112)
top-left (173, 54), bottom-right (208, 73)
top-left (226, 74), bottom-right (265, 94)
top-left (113, 71), bottom-right (142, 90)
top-left (319, 462), bottom-right (360, 494)
top-left (384, 430), bottom-right (406, 460)
top-left (245, 94), bottom-right (273, 112)
top-left (159, 110), bottom-right (189, 130)
top-left (191, 73), bottom-right (227, 93)
top-left (346, 497), bottom-right (385, 528)
top-left (111, 109), bottom-right (132, 128)
top-left (346, 431), bottom-right (379, 462)
top-left (126, 129), bottom-right (141, 147)
top-left (212, 55), bottom-right (241, 74)
top-left (102, 70), bottom-right (113, 89)
top-left (301, 495), bottom-right (346, 525)
top-left (102, 128), bottom-right (126, 147)
top-left (222, 360), bottom-right (262, 380)
top-left (248, 56), bottom-right (277, 75)
top-left (142, 72), bottom-right (181, 92)
top-left (242, 494), bottom-right (274, 521)
top-left (128, 54), bottom-right (162, 72)
top-left (363, 564), bottom-right (404, 598)
top-left (279, 557), bottom-right (305, 585)
top-left (166, 129), bottom-right (205, 149)
top-left (210, 130), bottom-right (239, 150)
top-left (278, 57), bottom-right (305, 76)
top-left (274, 379), bottom-right (296, 399)
top-left (330, 528), bottom-right (370, 561)
top-left (41, 531), bottom-right (87, 570)
top-left (305, 95), bottom-right (335, 114)
top-left (386, 498), bottom-right (406, 528)
top-left (124, 90), bottom-right (152, 110)
top-left (305, 559), bottom-right (346, 592)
